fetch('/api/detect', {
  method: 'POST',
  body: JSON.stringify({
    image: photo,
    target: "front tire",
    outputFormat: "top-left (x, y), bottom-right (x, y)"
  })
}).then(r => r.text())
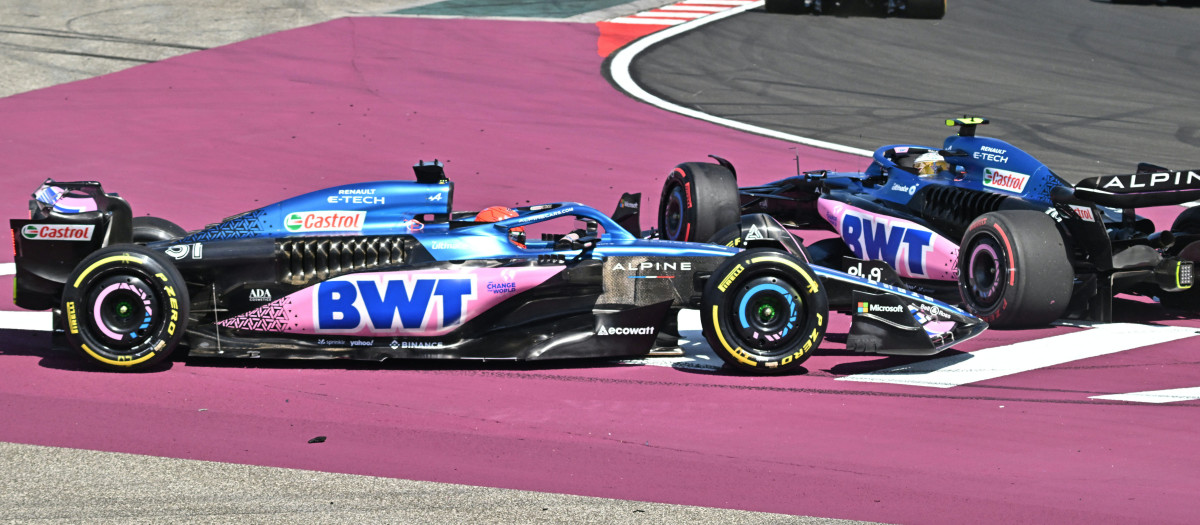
top-left (701, 248), bottom-right (828, 374)
top-left (61, 244), bottom-right (190, 371)
top-left (957, 210), bottom-right (1072, 327)
top-left (658, 162), bottom-right (740, 243)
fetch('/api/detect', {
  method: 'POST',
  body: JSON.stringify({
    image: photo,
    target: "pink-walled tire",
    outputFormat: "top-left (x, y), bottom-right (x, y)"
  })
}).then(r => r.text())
top-left (61, 244), bottom-right (189, 371)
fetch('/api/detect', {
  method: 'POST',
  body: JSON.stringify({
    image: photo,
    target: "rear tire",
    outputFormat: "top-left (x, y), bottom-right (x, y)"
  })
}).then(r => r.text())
top-left (61, 244), bottom-right (189, 371)
top-left (903, 0), bottom-right (945, 18)
top-left (957, 210), bottom-right (1073, 327)
top-left (132, 216), bottom-right (187, 243)
top-left (658, 162), bottom-right (740, 243)
top-left (701, 248), bottom-right (828, 374)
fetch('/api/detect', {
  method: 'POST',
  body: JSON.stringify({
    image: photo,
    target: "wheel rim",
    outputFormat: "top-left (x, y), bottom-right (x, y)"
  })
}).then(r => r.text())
top-left (731, 276), bottom-right (804, 353)
top-left (87, 275), bottom-right (162, 350)
top-left (965, 236), bottom-right (1005, 309)
top-left (663, 185), bottom-right (686, 241)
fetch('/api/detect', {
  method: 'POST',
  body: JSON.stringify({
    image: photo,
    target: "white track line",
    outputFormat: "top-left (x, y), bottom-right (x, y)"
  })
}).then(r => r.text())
top-left (1090, 387), bottom-right (1200, 404)
top-left (607, 0), bottom-right (873, 157)
top-left (838, 323), bottom-right (1200, 388)
top-left (0, 263), bottom-right (54, 331)
top-left (0, 310), bottom-right (52, 331)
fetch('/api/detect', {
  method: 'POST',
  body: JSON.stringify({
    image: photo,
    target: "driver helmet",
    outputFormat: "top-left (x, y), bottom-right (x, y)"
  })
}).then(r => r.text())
top-left (913, 151), bottom-right (949, 177)
top-left (475, 206), bottom-right (526, 248)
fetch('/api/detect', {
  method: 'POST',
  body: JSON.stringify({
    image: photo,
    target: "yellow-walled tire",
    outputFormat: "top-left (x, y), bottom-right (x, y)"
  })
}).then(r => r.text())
top-left (61, 244), bottom-right (189, 371)
top-left (701, 248), bottom-right (828, 374)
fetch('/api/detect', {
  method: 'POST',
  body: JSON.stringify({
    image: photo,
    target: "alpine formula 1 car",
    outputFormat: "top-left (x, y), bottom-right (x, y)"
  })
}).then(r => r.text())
top-left (657, 118), bottom-right (1199, 328)
top-left (10, 161), bottom-right (984, 374)
top-left (764, 0), bottom-right (945, 18)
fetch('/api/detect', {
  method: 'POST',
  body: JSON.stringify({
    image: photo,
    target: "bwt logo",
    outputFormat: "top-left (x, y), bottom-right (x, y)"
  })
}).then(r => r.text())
top-left (284, 211), bottom-right (365, 233)
top-left (840, 212), bottom-right (934, 276)
top-left (316, 276), bottom-right (477, 333)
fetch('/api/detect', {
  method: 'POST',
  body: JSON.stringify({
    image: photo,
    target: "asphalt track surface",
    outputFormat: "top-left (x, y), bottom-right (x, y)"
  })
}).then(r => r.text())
top-left (628, 0), bottom-right (1200, 181)
top-left (2, 1), bottom-right (1200, 524)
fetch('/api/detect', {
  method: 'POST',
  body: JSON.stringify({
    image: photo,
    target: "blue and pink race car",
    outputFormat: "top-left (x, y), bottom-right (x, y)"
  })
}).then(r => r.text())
top-left (10, 160), bottom-right (984, 373)
top-left (658, 118), bottom-right (1200, 327)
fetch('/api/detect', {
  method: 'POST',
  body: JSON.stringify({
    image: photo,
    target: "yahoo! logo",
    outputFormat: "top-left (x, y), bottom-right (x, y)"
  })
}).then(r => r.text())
top-left (839, 212), bottom-right (934, 277)
top-left (316, 276), bottom-right (477, 333)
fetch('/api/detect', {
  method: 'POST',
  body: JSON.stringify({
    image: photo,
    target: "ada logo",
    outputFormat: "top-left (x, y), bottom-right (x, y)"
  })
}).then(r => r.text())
top-left (284, 211), bottom-right (365, 233)
top-left (21, 224), bottom-right (95, 241)
top-left (249, 288), bottom-right (273, 302)
top-left (596, 324), bottom-right (655, 336)
top-left (982, 168), bottom-right (1030, 193)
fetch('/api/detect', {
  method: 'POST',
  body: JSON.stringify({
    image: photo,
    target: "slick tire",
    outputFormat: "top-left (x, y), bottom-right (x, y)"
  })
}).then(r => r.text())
top-left (903, 0), bottom-right (945, 18)
top-left (61, 244), bottom-right (190, 371)
top-left (132, 216), bottom-right (187, 243)
top-left (658, 162), bottom-right (739, 243)
top-left (701, 248), bottom-right (828, 374)
top-left (957, 210), bottom-right (1072, 327)
top-left (764, 0), bottom-right (814, 14)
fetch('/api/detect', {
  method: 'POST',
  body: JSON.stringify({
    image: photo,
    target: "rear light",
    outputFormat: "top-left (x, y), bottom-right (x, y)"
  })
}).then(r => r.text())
top-left (10, 228), bottom-right (16, 258)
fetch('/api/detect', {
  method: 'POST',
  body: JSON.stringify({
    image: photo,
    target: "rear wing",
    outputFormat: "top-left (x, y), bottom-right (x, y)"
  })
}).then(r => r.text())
top-left (1074, 164), bottom-right (1200, 208)
top-left (11, 180), bottom-right (134, 310)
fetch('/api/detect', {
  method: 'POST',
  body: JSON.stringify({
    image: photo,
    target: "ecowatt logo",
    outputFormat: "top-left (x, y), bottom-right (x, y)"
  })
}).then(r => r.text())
top-left (284, 211), bottom-right (365, 232)
top-left (21, 224), bottom-right (95, 241)
top-left (596, 324), bottom-right (655, 336)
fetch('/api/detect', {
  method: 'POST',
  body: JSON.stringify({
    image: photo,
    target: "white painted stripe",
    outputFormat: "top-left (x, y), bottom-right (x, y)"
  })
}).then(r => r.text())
top-left (641, 10), bottom-right (711, 18)
top-left (608, 16), bottom-right (686, 25)
top-left (1, 263), bottom-right (53, 331)
top-left (657, 5), bottom-right (727, 12)
top-left (838, 323), bottom-right (1200, 388)
top-left (1090, 387), bottom-right (1200, 404)
top-left (607, 1), bottom-right (874, 157)
top-left (620, 310), bottom-right (724, 370)
top-left (0, 310), bottom-right (52, 331)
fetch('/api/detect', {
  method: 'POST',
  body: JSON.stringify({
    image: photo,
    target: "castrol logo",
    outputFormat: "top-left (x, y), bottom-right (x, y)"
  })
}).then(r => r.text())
top-left (284, 211), bottom-right (365, 232)
top-left (21, 224), bottom-right (95, 241)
